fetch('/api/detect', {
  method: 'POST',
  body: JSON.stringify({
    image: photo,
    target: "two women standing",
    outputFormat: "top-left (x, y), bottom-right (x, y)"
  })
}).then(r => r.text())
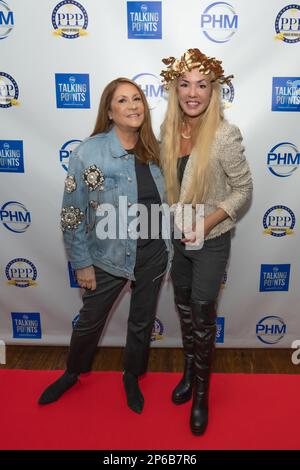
top-left (39, 48), bottom-right (252, 437)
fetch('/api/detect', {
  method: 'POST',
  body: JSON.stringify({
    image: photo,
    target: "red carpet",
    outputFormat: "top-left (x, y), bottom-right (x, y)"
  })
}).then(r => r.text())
top-left (0, 370), bottom-right (299, 450)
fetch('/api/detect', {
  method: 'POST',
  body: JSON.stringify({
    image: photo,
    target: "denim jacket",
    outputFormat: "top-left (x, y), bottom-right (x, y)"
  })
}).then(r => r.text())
top-left (61, 127), bottom-right (172, 280)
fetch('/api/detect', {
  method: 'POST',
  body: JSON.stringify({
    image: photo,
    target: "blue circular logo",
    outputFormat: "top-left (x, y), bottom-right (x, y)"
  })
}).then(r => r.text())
top-left (132, 73), bottom-right (166, 110)
top-left (275, 4), bottom-right (300, 43)
top-left (6, 258), bottom-right (37, 288)
top-left (0, 1), bottom-right (14, 40)
top-left (256, 316), bottom-right (286, 344)
top-left (221, 81), bottom-right (235, 108)
top-left (263, 205), bottom-right (295, 237)
top-left (151, 317), bottom-right (164, 342)
top-left (267, 142), bottom-right (300, 177)
top-left (0, 72), bottom-right (19, 108)
top-left (201, 2), bottom-right (238, 43)
top-left (52, 1), bottom-right (88, 39)
top-left (59, 139), bottom-right (82, 172)
top-left (0, 201), bottom-right (31, 233)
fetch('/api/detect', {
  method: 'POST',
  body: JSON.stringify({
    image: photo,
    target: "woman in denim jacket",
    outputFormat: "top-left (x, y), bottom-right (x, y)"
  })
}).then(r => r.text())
top-left (38, 78), bottom-right (171, 414)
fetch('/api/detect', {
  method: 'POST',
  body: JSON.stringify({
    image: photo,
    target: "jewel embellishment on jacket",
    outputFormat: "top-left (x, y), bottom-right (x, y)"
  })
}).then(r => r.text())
top-left (83, 165), bottom-right (105, 191)
top-left (89, 200), bottom-right (98, 209)
top-left (64, 175), bottom-right (77, 193)
top-left (60, 206), bottom-right (84, 231)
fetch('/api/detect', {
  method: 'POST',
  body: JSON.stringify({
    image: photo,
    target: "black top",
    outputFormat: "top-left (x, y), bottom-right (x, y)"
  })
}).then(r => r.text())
top-left (126, 150), bottom-right (163, 248)
top-left (177, 155), bottom-right (189, 186)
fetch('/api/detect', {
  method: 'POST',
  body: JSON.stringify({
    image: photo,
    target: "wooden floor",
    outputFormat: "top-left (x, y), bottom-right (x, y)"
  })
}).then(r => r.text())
top-left (1, 346), bottom-right (299, 374)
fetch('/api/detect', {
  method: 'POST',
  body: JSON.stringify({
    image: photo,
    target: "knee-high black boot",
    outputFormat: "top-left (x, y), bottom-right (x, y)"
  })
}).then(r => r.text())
top-left (172, 286), bottom-right (194, 404)
top-left (190, 300), bottom-right (216, 435)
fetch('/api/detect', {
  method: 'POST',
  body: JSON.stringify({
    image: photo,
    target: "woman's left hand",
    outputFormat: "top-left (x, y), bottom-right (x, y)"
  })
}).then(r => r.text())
top-left (181, 209), bottom-right (228, 244)
top-left (181, 218), bottom-right (210, 245)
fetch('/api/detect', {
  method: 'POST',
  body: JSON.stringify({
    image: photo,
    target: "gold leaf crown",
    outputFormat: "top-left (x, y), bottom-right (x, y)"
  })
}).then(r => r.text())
top-left (160, 48), bottom-right (233, 90)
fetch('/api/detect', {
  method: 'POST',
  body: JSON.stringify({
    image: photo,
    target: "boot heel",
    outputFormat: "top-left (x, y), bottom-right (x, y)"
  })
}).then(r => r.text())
top-left (190, 406), bottom-right (208, 435)
top-left (190, 378), bottom-right (209, 434)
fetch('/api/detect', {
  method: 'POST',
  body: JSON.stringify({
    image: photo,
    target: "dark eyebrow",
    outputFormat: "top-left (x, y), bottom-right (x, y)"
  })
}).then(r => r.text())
top-left (116, 93), bottom-right (141, 98)
top-left (180, 78), bottom-right (208, 84)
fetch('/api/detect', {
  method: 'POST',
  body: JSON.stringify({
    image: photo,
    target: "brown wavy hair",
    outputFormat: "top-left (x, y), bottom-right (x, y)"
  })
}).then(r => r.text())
top-left (91, 77), bottom-right (159, 165)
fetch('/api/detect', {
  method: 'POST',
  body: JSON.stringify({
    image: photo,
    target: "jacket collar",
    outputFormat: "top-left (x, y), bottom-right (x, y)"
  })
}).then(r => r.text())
top-left (108, 126), bottom-right (130, 158)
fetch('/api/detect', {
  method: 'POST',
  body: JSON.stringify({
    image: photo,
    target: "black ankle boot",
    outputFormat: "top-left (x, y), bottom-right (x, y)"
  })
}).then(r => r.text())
top-left (123, 371), bottom-right (144, 414)
top-left (38, 371), bottom-right (78, 405)
top-left (190, 300), bottom-right (216, 435)
top-left (172, 355), bottom-right (194, 404)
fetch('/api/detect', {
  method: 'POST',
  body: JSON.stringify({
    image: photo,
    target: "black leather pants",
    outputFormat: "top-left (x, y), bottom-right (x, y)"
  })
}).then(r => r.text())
top-left (67, 241), bottom-right (167, 376)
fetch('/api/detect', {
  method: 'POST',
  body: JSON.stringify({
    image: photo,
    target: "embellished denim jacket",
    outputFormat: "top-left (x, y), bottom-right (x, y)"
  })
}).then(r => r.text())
top-left (61, 127), bottom-right (172, 281)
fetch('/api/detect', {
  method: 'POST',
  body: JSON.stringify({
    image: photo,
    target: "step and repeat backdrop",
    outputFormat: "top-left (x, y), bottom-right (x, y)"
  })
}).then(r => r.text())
top-left (1, 0), bottom-right (299, 349)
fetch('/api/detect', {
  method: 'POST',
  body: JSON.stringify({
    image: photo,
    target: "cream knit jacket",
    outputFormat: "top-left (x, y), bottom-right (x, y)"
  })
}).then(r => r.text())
top-left (180, 120), bottom-right (253, 240)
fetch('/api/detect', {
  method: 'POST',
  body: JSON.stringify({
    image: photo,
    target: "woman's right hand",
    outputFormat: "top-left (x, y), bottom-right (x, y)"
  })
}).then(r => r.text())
top-left (75, 266), bottom-right (96, 291)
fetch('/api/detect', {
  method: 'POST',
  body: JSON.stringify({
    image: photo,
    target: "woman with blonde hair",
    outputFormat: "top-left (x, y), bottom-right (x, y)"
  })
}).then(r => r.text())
top-left (160, 49), bottom-right (252, 435)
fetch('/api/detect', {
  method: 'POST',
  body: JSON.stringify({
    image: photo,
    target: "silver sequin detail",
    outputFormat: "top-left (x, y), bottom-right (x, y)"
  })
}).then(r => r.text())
top-left (83, 165), bottom-right (105, 191)
top-left (64, 175), bottom-right (76, 193)
top-left (61, 206), bottom-right (84, 231)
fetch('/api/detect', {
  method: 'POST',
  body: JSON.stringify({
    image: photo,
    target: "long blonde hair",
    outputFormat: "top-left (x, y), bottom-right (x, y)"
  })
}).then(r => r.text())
top-left (160, 77), bottom-right (223, 205)
top-left (91, 78), bottom-right (159, 165)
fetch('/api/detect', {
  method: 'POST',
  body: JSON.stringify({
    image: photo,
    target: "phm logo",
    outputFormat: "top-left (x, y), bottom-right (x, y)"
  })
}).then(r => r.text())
top-left (0, 201), bottom-right (31, 233)
top-left (6, 258), bottom-right (38, 288)
top-left (256, 316), bottom-right (286, 344)
top-left (151, 317), bottom-right (164, 342)
top-left (132, 73), bottom-right (166, 110)
top-left (263, 205), bottom-right (295, 237)
top-left (0, 0), bottom-right (14, 40)
top-left (52, 0), bottom-right (88, 38)
top-left (275, 4), bottom-right (300, 43)
top-left (60, 139), bottom-right (82, 172)
top-left (200, 2), bottom-right (238, 43)
top-left (0, 72), bottom-right (19, 108)
top-left (267, 142), bottom-right (300, 177)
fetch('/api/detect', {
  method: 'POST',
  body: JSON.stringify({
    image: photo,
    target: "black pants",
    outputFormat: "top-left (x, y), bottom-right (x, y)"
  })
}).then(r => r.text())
top-left (171, 231), bottom-right (231, 302)
top-left (67, 241), bottom-right (167, 376)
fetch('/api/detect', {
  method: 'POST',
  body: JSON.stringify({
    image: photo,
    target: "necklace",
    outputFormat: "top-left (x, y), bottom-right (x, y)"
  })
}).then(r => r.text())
top-left (181, 122), bottom-right (192, 140)
top-left (181, 131), bottom-right (191, 139)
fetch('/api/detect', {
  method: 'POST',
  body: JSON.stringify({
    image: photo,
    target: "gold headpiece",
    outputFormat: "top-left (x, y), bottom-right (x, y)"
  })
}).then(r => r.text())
top-left (160, 48), bottom-right (233, 90)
